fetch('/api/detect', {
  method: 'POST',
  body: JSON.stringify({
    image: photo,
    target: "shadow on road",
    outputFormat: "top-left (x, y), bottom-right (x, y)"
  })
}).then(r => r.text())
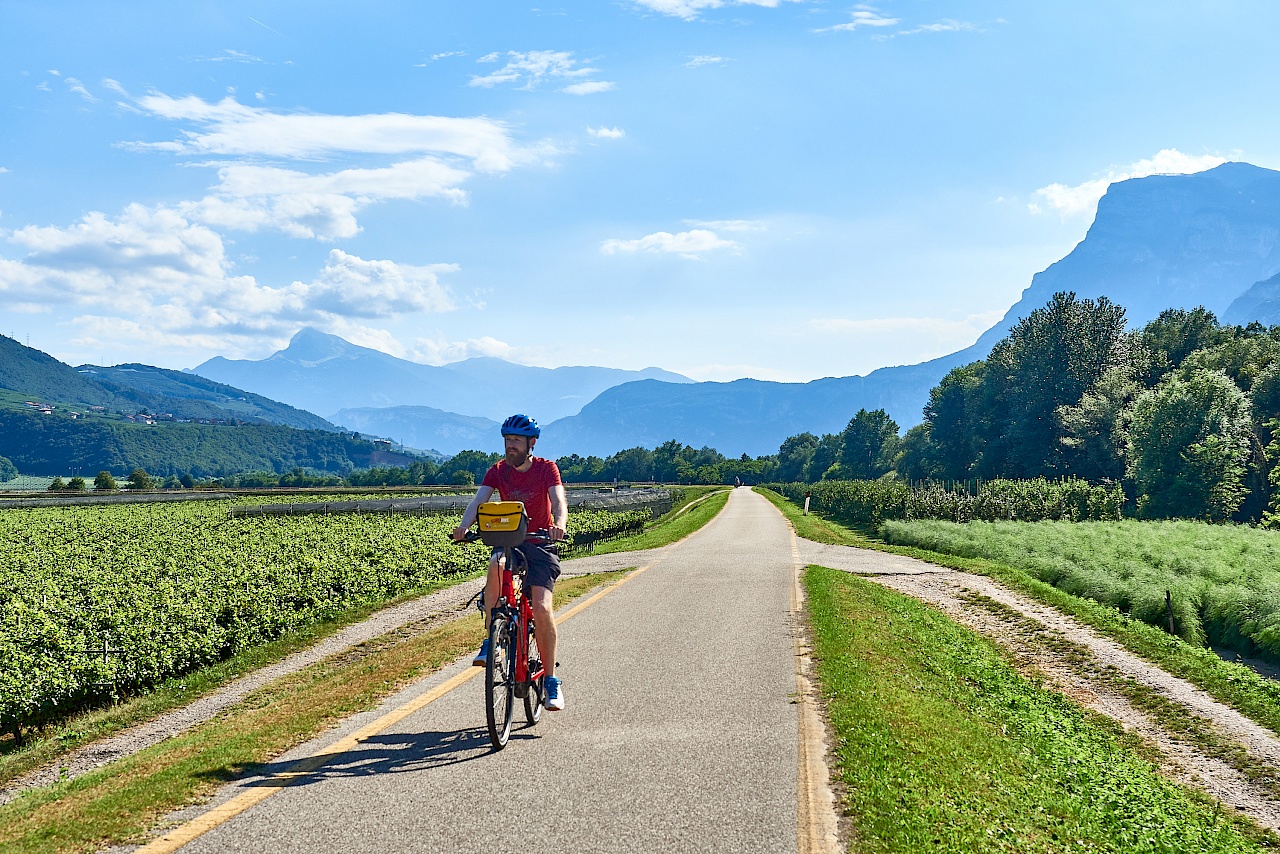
top-left (205, 722), bottom-right (545, 789)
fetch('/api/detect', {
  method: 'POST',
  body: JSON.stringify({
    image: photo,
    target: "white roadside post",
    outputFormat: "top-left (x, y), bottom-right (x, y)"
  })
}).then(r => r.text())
top-left (803, 491), bottom-right (811, 516)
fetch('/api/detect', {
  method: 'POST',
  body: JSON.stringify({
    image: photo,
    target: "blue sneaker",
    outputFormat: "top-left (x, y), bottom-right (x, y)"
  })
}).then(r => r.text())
top-left (544, 676), bottom-right (564, 711)
top-left (472, 639), bottom-right (489, 667)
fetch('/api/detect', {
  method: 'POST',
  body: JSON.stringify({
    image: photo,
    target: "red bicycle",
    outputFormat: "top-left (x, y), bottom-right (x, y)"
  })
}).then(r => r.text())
top-left (458, 507), bottom-right (566, 750)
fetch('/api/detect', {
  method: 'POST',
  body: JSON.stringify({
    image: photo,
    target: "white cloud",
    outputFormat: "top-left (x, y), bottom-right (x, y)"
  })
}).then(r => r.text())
top-left (0, 205), bottom-right (457, 349)
top-left (815, 5), bottom-right (900, 32)
top-left (588, 126), bottom-right (625, 139)
top-left (469, 50), bottom-right (598, 90)
top-left (896, 20), bottom-right (977, 35)
top-left (115, 92), bottom-right (542, 240)
top-left (180, 157), bottom-right (473, 240)
top-left (64, 77), bottom-right (99, 103)
top-left (411, 334), bottom-right (517, 364)
top-left (564, 81), bottom-right (615, 96)
top-left (102, 78), bottom-right (128, 96)
top-left (632, 0), bottom-right (798, 21)
top-left (686, 55), bottom-right (727, 67)
top-left (128, 93), bottom-right (524, 170)
top-left (0, 167), bottom-right (8, 174)
top-left (601, 228), bottom-right (738, 259)
top-left (477, 52), bottom-right (502, 63)
top-left (418, 50), bottom-right (466, 66)
top-left (1030, 149), bottom-right (1229, 217)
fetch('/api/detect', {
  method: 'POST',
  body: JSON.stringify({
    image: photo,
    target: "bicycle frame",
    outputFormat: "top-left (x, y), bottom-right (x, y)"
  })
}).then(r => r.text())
top-left (494, 544), bottom-right (545, 696)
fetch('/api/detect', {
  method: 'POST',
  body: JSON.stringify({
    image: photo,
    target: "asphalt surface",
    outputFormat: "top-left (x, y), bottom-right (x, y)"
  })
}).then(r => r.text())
top-left (158, 487), bottom-right (804, 853)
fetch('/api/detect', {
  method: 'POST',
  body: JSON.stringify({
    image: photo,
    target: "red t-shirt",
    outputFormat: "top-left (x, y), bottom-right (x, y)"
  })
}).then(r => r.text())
top-left (482, 457), bottom-right (562, 536)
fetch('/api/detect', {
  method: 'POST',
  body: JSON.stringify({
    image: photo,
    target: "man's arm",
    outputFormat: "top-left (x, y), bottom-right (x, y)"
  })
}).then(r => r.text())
top-left (452, 484), bottom-right (495, 540)
top-left (548, 483), bottom-right (568, 541)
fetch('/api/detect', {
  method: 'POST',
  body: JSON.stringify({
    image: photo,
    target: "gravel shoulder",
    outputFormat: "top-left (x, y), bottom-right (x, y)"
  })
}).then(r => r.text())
top-left (798, 537), bottom-right (1280, 832)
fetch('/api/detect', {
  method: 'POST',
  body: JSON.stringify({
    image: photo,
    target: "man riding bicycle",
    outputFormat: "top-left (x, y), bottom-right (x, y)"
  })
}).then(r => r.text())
top-left (452, 414), bottom-right (568, 711)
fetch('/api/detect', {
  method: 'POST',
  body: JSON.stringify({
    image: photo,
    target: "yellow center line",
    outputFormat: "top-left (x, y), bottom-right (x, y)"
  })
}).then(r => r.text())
top-left (787, 519), bottom-right (841, 853)
top-left (136, 564), bottom-right (653, 854)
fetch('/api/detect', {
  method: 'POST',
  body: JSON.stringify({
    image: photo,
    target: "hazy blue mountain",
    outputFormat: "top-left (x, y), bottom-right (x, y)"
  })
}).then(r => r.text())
top-left (1224, 270), bottom-right (1280, 326)
top-left (193, 328), bottom-right (692, 424)
top-left (541, 162), bottom-right (1280, 458)
top-left (332, 406), bottom-right (498, 456)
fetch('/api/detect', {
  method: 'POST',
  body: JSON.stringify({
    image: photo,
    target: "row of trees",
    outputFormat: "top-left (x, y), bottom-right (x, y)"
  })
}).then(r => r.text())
top-left (829, 294), bottom-right (1280, 522)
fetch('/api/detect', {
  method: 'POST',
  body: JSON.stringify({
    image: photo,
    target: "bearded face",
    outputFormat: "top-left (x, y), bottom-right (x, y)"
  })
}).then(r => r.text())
top-left (504, 434), bottom-right (533, 467)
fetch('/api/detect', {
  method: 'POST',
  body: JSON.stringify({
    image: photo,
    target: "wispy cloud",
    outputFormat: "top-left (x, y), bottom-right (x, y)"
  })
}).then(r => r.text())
top-left (896, 20), bottom-right (977, 36)
top-left (601, 228), bottom-right (737, 259)
top-left (564, 81), bottom-right (615, 96)
top-left (815, 5), bottom-right (899, 33)
top-left (1030, 149), bottom-right (1229, 217)
top-left (197, 49), bottom-right (264, 63)
top-left (65, 77), bottom-right (98, 103)
top-left (417, 50), bottom-right (466, 66)
top-left (685, 55), bottom-right (727, 67)
top-left (0, 167), bottom-right (9, 174)
top-left (588, 126), bottom-right (625, 139)
top-left (632, 0), bottom-right (799, 21)
top-left (469, 50), bottom-right (598, 90)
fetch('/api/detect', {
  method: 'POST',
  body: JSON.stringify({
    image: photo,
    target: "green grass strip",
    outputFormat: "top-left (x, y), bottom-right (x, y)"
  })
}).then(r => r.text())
top-left (758, 488), bottom-right (1280, 739)
top-left (805, 565), bottom-right (1273, 852)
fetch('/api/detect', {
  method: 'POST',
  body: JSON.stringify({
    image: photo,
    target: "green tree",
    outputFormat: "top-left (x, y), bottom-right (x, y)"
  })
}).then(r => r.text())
top-left (987, 292), bottom-right (1128, 477)
top-left (893, 424), bottom-right (937, 482)
top-left (776, 433), bottom-right (818, 482)
top-left (450, 469), bottom-right (476, 486)
top-left (921, 362), bottom-right (987, 480)
top-left (0, 456), bottom-right (16, 482)
top-left (1057, 366), bottom-right (1143, 482)
top-left (1122, 369), bottom-right (1253, 520)
top-left (127, 468), bottom-right (154, 490)
top-left (48, 476), bottom-right (65, 492)
top-left (94, 471), bottom-right (117, 491)
top-left (1137, 306), bottom-right (1226, 384)
top-left (67, 476), bottom-right (87, 492)
top-left (837, 409), bottom-right (900, 479)
top-left (804, 433), bottom-right (842, 481)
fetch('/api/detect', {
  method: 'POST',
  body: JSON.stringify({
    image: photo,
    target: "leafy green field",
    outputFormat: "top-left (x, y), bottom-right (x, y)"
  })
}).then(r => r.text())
top-left (806, 565), bottom-right (1273, 852)
top-left (0, 499), bottom-right (643, 736)
top-left (880, 519), bottom-right (1280, 661)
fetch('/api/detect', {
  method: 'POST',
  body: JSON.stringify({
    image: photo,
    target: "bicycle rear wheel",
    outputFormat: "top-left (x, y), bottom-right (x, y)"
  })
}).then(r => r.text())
top-left (523, 617), bottom-right (543, 726)
top-left (485, 616), bottom-right (515, 750)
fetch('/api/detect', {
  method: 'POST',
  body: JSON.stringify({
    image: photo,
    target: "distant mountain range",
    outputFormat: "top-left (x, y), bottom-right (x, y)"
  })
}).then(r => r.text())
top-left (13, 162), bottom-right (1280, 465)
top-left (539, 162), bottom-right (1280, 457)
top-left (193, 329), bottom-right (692, 424)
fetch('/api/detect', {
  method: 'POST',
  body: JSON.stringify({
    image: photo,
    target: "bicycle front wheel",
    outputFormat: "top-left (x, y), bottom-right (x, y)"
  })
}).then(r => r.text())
top-left (485, 616), bottom-right (515, 750)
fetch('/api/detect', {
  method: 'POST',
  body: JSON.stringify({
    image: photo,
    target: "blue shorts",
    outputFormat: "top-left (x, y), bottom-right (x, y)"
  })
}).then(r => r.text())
top-left (491, 542), bottom-right (561, 591)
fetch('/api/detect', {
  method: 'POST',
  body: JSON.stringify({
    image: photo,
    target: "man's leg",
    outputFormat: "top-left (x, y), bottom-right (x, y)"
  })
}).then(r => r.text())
top-left (530, 584), bottom-right (557, 679)
top-left (483, 551), bottom-right (504, 629)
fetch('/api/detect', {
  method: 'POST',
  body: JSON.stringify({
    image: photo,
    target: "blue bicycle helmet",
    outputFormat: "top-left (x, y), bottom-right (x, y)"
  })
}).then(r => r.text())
top-left (500, 413), bottom-right (540, 438)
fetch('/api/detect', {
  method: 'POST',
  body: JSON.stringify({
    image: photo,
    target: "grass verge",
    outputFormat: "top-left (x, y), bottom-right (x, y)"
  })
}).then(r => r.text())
top-left (576, 487), bottom-right (730, 555)
top-left (805, 565), bottom-right (1275, 852)
top-left (0, 574), bottom-right (483, 790)
top-left (0, 570), bottom-right (627, 854)
top-left (758, 487), bottom-right (1280, 739)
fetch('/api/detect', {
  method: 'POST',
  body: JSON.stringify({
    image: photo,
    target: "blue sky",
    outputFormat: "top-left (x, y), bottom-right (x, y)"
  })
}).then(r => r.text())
top-left (2, 1), bottom-right (1278, 382)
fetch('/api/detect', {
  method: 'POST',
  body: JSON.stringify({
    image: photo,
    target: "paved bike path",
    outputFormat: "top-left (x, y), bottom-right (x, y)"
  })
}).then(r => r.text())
top-left (157, 488), bottom-right (813, 853)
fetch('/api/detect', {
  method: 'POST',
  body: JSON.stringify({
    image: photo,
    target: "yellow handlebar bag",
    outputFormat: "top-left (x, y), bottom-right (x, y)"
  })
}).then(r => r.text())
top-left (477, 501), bottom-right (528, 547)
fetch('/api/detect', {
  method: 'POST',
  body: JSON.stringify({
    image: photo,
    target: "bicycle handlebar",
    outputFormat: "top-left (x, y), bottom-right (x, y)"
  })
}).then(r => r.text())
top-left (451, 528), bottom-right (570, 546)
